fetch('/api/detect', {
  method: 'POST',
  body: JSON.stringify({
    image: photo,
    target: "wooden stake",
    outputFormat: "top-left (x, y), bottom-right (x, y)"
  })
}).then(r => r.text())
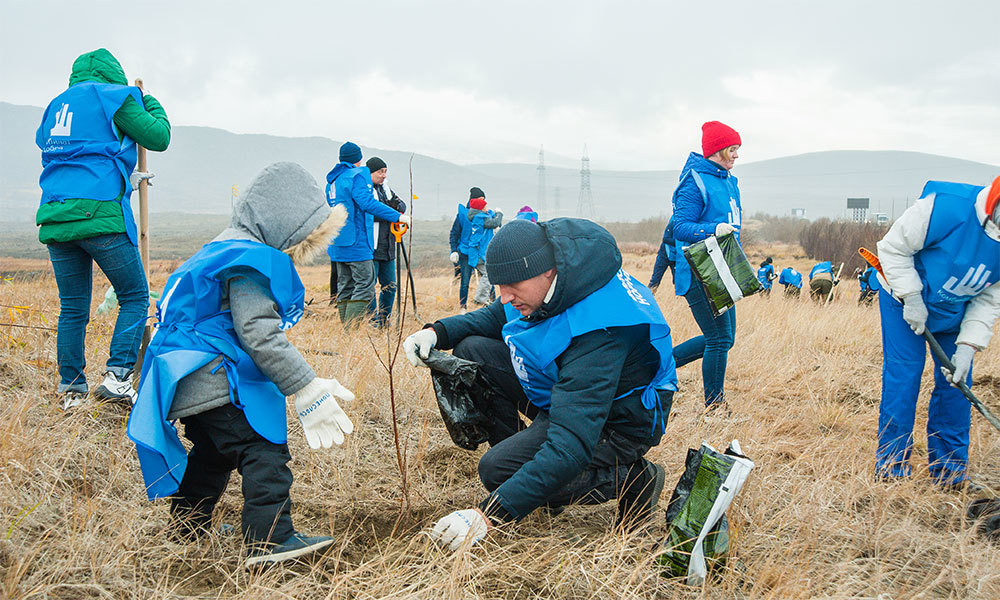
top-left (134, 78), bottom-right (152, 369)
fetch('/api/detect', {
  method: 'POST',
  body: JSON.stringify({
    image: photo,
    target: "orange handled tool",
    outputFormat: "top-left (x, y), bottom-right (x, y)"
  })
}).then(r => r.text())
top-left (391, 222), bottom-right (408, 243)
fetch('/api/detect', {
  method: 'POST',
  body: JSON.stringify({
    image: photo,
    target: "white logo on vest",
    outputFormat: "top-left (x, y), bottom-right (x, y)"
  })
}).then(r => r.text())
top-left (504, 335), bottom-right (529, 382)
top-left (50, 103), bottom-right (73, 137)
top-left (942, 264), bottom-right (992, 298)
top-left (728, 197), bottom-right (741, 229)
top-left (616, 269), bottom-right (650, 306)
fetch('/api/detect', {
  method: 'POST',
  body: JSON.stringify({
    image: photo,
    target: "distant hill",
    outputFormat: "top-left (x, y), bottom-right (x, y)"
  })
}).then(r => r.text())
top-left (4, 101), bottom-right (999, 224)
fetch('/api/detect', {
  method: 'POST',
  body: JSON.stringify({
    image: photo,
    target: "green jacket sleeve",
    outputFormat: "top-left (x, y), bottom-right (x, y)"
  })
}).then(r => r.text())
top-left (113, 94), bottom-right (171, 151)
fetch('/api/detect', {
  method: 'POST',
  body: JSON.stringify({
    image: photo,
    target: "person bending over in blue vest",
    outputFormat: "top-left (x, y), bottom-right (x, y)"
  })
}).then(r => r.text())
top-left (35, 48), bottom-right (171, 409)
top-left (874, 177), bottom-right (1000, 491)
top-left (669, 121), bottom-right (742, 414)
top-left (404, 218), bottom-right (676, 550)
top-left (647, 218), bottom-right (677, 294)
top-left (756, 257), bottom-right (776, 296)
top-left (808, 260), bottom-right (839, 303)
top-left (857, 265), bottom-right (881, 306)
top-left (778, 266), bottom-right (802, 297)
top-left (327, 142), bottom-right (410, 327)
top-left (449, 187), bottom-right (503, 311)
top-left (128, 163), bottom-right (356, 568)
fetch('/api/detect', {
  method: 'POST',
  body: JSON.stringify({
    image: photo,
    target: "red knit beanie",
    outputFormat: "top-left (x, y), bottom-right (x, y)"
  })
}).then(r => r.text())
top-left (469, 197), bottom-right (487, 211)
top-left (701, 121), bottom-right (741, 158)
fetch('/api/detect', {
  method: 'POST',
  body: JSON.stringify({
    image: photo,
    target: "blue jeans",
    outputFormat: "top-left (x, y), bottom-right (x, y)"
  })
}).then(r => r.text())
top-left (671, 281), bottom-right (736, 406)
top-left (47, 233), bottom-right (148, 392)
top-left (875, 288), bottom-right (970, 485)
top-left (368, 259), bottom-right (397, 326)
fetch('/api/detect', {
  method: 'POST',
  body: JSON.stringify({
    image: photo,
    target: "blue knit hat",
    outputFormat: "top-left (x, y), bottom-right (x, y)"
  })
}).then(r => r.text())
top-left (485, 220), bottom-right (556, 285)
top-left (339, 141), bottom-right (362, 164)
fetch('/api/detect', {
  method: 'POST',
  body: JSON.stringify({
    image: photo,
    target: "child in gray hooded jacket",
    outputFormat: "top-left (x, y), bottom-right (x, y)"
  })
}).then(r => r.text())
top-left (129, 162), bottom-right (351, 568)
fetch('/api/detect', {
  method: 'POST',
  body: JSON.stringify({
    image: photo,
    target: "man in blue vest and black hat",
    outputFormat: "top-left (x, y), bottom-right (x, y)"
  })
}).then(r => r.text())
top-left (405, 218), bottom-right (676, 550)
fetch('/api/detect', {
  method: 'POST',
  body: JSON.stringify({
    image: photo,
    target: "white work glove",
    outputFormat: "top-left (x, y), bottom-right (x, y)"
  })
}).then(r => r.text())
top-left (943, 343), bottom-right (977, 386)
top-left (450, 251), bottom-right (460, 265)
top-left (403, 328), bottom-right (437, 367)
top-left (130, 171), bottom-right (154, 189)
top-left (293, 378), bottom-right (355, 449)
top-left (715, 222), bottom-right (735, 237)
top-left (430, 508), bottom-right (490, 551)
top-left (901, 293), bottom-right (928, 335)
top-left (398, 214), bottom-right (411, 225)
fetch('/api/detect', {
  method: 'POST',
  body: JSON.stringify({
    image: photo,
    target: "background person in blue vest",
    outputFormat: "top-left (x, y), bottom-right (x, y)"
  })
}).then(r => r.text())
top-left (856, 265), bottom-right (881, 305)
top-left (779, 266), bottom-right (803, 297)
top-left (35, 48), bottom-right (170, 410)
top-left (809, 260), bottom-right (839, 302)
top-left (515, 205), bottom-right (538, 222)
top-left (449, 188), bottom-right (503, 310)
top-left (756, 257), bottom-right (776, 296)
top-left (365, 157), bottom-right (407, 327)
top-left (128, 162), bottom-right (355, 568)
top-left (327, 142), bottom-right (410, 326)
top-left (403, 218), bottom-right (676, 550)
top-left (669, 121), bottom-right (742, 414)
top-left (873, 178), bottom-right (1000, 491)
top-left (647, 218), bottom-right (677, 294)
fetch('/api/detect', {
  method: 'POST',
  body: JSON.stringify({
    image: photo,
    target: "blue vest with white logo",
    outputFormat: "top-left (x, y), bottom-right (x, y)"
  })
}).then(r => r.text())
top-left (810, 261), bottom-right (833, 279)
top-left (36, 82), bottom-right (144, 245)
top-left (463, 209), bottom-right (495, 267)
top-left (501, 269), bottom-right (677, 434)
top-left (780, 267), bottom-right (802, 288)
top-left (127, 239), bottom-right (305, 500)
top-left (860, 267), bottom-right (881, 292)
top-left (673, 167), bottom-right (742, 296)
top-left (913, 181), bottom-right (1000, 332)
top-left (757, 264), bottom-right (774, 289)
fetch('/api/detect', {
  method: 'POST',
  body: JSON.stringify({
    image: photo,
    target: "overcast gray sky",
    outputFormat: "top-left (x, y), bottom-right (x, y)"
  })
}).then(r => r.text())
top-left (4, 0), bottom-right (999, 170)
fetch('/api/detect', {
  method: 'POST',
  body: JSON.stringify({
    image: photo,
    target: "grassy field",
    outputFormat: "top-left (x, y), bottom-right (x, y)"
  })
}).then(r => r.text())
top-left (2, 243), bottom-right (1000, 599)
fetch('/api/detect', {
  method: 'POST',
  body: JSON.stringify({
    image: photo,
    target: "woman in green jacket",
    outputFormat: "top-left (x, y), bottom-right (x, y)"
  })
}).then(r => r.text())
top-left (36, 48), bottom-right (170, 409)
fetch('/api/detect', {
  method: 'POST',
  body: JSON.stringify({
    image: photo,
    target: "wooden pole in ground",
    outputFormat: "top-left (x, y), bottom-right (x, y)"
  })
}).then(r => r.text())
top-left (134, 78), bottom-right (152, 370)
top-left (826, 262), bottom-right (844, 305)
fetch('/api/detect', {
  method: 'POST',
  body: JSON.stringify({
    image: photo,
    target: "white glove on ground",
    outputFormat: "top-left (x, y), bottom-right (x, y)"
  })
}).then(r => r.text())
top-left (293, 378), bottom-right (355, 449)
top-left (901, 293), bottom-right (928, 335)
top-left (450, 251), bottom-right (460, 265)
top-left (715, 222), bottom-right (735, 237)
top-left (430, 509), bottom-right (490, 551)
top-left (404, 329), bottom-right (437, 367)
top-left (398, 214), bottom-right (411, 225)
top-left (130, 171), bottom-right (154, 189)
top-left (944, 344), bottom-right (976, 386)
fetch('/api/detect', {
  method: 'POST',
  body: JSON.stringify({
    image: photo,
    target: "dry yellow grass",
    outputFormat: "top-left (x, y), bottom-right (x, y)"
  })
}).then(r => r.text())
top-left (2, 245), bottom-right (1000, 599)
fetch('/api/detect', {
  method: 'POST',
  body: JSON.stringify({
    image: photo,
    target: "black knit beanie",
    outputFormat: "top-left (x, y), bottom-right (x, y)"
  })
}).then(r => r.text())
top-left (366, 156), bottom-right (387, 173)
top-left (485, 220), bottom-right (556, 285)
top-left (470, 186), bottom-right (486, 200)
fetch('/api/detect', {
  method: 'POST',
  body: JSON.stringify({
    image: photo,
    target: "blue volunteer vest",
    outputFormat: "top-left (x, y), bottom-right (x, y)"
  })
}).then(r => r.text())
top-left (515, 211), bottom-right (538, 222)
top-left (501, 269), bottom-right (677, 434)
top-left (912, 181), bottom-right (1000, 332)
top-left (126, 239), bottom-right (305, 500)
top-left (810, 261), bottom-right (833, 279)
top-left (464, 209), bottom-right (496, 267)
top-left (860, 267), bottom-right (881, 292)
top-left (456, 204), bottom-right (475, 258)
top-left (780, 268), bottom-right (802, 288)
top-left (673, 167), bottom-right (742, 296)
top-left (757, 264), bottom-right (774, 290)
top-left (36, 82), bottom-right (144, 245)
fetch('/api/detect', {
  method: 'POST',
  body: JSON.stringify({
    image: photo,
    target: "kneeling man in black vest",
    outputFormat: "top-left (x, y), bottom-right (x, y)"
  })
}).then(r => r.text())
top-left (404, 218), bottom-right (677, 550)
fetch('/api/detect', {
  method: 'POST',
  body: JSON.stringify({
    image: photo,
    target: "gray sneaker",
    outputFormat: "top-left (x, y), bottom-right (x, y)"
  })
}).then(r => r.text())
top-left (94, 370), bottom-right (136, 405)
top-left (244, 531), bottom-right (335, 569)
top-left (62, 391), bottom-right (88, 411)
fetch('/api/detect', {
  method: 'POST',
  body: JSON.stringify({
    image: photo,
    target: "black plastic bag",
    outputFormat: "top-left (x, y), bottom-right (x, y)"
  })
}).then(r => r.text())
top-left (423, 349), bottom-right (493, 451)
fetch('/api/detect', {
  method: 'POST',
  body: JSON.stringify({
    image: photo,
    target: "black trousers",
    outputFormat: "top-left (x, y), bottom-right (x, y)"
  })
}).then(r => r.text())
top-left (171, 403), bottom-right (294, 544)
top-left (453, 336), bottom-right (652, 509)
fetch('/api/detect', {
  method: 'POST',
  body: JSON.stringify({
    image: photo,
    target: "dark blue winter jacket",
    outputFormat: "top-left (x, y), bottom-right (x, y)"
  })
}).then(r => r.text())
top-left (430, 219), bottom-right (670, 521)
top-left (649, 218), bottom-right (676, 288)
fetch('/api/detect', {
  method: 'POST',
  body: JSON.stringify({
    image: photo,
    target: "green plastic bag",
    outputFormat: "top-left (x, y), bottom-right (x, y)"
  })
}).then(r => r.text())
top-left (657, 440), bottom-right (754, 585)
top-left (682, 232), bottom-right (762, 316)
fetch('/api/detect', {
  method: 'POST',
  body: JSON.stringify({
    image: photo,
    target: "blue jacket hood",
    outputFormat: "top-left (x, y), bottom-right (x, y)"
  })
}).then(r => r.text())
top-left (326, 162), bottom-right (353, 184)
top-left (679, 152), bottom-right (732, 181)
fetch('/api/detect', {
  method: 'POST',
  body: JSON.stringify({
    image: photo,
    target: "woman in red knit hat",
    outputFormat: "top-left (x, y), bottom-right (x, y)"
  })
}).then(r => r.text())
top-left (670, 121), bottom-right (743, 415)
